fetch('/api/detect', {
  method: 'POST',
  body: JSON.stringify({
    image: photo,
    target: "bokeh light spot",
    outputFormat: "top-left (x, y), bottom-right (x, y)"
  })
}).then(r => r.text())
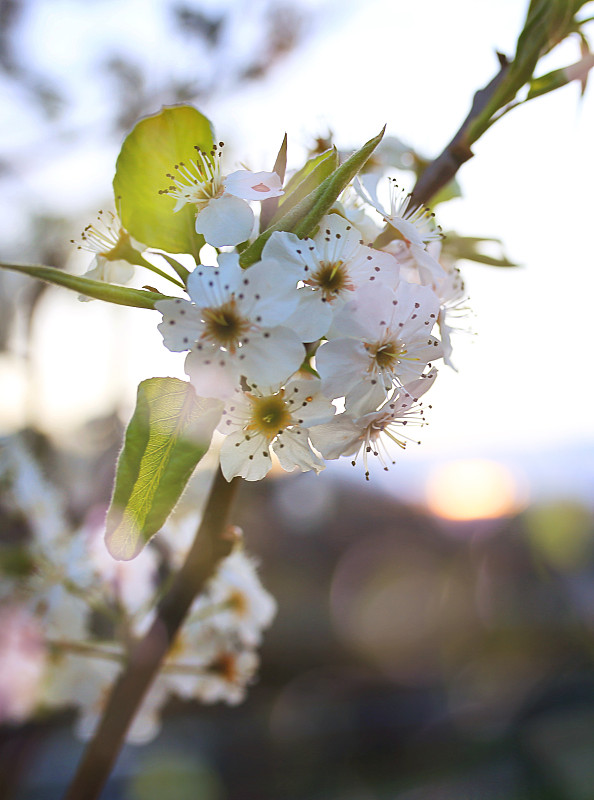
top-left (426, 459), bottom-right (526, 521)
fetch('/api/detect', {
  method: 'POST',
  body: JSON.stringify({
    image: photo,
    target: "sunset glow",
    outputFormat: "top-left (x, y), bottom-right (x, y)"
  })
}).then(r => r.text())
top-left (426, 459), bottom-right (526, 521)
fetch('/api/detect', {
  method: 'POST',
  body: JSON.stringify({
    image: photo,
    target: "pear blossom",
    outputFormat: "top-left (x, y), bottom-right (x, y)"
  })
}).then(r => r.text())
top-left (218, 377), bottom-right (334, 481)
top-left (191, 649), bottom-right (259, 705)
top-left (332, 192), bottom-right (385, 243)
top-left (309, 370), bottom-right (437, 479)
top-left (42, 652), bottom-right (170, 743)
top-left (262, 212), bottom-right (400, 341)
top-left (196, 548), bottom-right (277, 647)
top-left (156, 252), bottom-right (305, 399)
top-left (162, 623), bottom-right (261, 705)
top-left (399, 240), bottom-right (472, 369)
top-left (357, 176), bottom-right (445, 283)
top-left (71, 210), bottom-right (136, 299)
top-left (42, 652), bottom-right (120, 737)
top-left (0, 433), bottom-right (279, 738)
top-left (434, 261), bottom-right (471, 369)
top-left (316, 282), bottom-right (443, 415)
top-left (160, 142), bottom-right (283, 247)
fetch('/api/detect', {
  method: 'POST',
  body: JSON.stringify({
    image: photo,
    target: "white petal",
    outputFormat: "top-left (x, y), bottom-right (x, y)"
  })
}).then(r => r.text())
top-left (261, 230), bottom-right (316, 277)
top-left (408, 242), bottom-right (447, 283)
top-left (283, 378), bottom-right (335, 426)
top-left (82, 255), bottom-right (135, 285)
top-left (395, 368), bottom-right (438, 404)
top-left (281, 288), bottom-right (333, 342)
top-left (316, 338), bottom-right (370, 398)
top-left (235, 258), bottom-right (299, 325)
top-left (308, 416), bottom-right (362, 460)
top-left (345, 379), bottom-right (389, 417)
top-left (195, 195), bottom-right (254, 247)
top-left (313, 213), bottom-right (363, 265)
top-left (156, 298), bottom-right (202, 352)
top-left (185, 347), bottom-right (241, 400)
top-left (219, 430), bottom-right (272, 481)
top-left (186, 253), bottom-right (242, 306)
top-left (224, 170), bottom-right (283, 200)
top-left (240, 327), bottom-right (304, 387)
top-left (272, 430), bottom-right (325, 474)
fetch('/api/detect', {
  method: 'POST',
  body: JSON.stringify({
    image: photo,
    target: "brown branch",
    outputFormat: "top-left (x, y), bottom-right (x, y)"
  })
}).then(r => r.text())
top-left (409, 52), bottom-right (510, 209)
top-left (63, 468), bottom-right (241, 800)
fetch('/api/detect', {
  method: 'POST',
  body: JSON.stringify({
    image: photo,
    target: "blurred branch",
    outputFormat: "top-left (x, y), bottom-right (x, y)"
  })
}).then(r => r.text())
top-left (63, 468), bottom-right (240, 800)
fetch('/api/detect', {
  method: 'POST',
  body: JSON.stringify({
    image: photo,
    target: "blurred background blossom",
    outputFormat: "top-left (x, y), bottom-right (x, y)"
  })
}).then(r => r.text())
top-left (1, 0), bottom-right (594, 798)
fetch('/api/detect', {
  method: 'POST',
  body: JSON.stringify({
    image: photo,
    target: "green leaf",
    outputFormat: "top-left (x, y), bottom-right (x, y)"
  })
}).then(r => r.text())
top-left (0, 262), bottom-right (175, 308)
top-left (527, 65), bottom-right (572, 99)
top-left (442, 234), bottom-right (519, 268)
top-left (151, 252), bottom-right (191, 284)
top-left (526, 52), bottom-right (594, 99)
top-left (240, 127), bottom-right (385, 267)
top-left (113, 105), bottom-right (215, 258)
top-left (269, 148), bottom-right (339, 226)
top-left (105, 378), bottom-right (222, 561)
top-left (425, 176), bottom-right (462, 206)
top-left (292, 127), bottom-right (385, 238)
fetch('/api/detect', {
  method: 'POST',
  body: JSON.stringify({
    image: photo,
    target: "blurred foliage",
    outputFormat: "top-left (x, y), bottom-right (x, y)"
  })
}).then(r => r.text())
top-left (2, 462), bottom-right (594, 798)
top-left (0, 0), bottom-right (313, 353)
top-left (441, 233), bottom-right (518, 268)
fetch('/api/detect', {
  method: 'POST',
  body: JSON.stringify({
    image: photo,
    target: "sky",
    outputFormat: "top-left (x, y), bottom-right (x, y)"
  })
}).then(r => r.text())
top-left (1, 0), bottom-right (593, 508)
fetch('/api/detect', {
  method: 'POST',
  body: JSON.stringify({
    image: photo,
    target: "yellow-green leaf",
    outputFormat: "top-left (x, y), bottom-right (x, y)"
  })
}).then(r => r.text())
top-left (105, 378), bottom-right (222, 561)
top-left (240, 128), bottom-right (384, 267)
top-left (113, 106), bottom-right (215, 258)
top-left (271, 148), bottom-right (339, 223)
top-left (442, 234), bottom-right (519, 268)
top-left (0, 262), bottom-right (174, 308)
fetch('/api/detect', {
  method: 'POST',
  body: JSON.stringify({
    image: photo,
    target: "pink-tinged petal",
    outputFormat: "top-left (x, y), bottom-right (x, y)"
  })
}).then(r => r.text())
top-left (195, 195), bottom-right (254, 247)
top-left (224, 170), bottom-right (283, 201)
top-left (156, 298), bottom-right (202, 352)
top-left (240, 327), bottom-right (304, 388)
top-left (0, 606), bottom-right (46, 723)
top-left (220, 430), bottom-right (272, 481)
top-left (272, 430), bottom-right (325, 474)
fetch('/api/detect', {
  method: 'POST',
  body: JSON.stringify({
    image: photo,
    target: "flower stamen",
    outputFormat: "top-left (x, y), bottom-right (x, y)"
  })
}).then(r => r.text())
top-left (201, 299), bottom-right (250, 352)
top-left (306, 259), bottom-right (354, 301)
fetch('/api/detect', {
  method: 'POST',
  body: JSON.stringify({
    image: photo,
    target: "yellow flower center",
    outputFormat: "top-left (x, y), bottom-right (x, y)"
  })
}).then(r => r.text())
top-left (246, 392), bottom-right (293, 439)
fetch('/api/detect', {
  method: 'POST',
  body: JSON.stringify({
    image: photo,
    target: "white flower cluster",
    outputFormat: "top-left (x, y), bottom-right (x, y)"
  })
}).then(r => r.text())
top-left (0, 439), bottom-right (276, 741)
top-left (156, 158), bottom-right (469, 481)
